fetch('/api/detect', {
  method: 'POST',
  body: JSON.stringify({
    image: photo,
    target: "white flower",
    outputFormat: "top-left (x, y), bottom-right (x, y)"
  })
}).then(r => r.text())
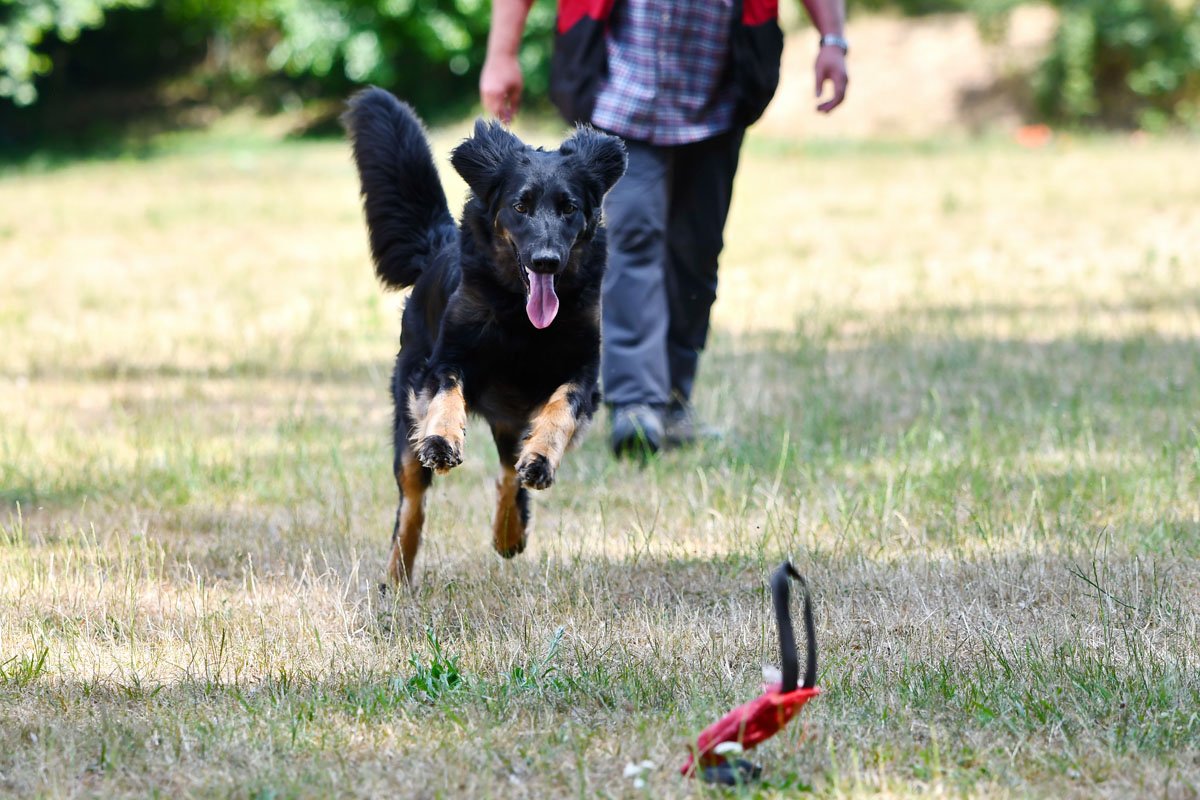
top-left (624, 759), bottom-right (656, 782)
top-left (762, 666), bottom-right (782, 685)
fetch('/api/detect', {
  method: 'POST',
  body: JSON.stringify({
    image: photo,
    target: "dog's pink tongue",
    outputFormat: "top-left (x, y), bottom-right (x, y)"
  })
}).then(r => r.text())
top-left (526, 272), bottom-right (559, 329)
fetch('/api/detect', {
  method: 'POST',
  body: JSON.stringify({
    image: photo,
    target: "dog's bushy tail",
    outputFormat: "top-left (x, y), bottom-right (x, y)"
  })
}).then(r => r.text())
top-left (342, 88), bottom-right (456, 289)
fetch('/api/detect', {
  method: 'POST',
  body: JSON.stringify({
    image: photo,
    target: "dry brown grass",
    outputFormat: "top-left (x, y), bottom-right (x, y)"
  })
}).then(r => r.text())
top-left (1, 113), bottom-right (1199, 798)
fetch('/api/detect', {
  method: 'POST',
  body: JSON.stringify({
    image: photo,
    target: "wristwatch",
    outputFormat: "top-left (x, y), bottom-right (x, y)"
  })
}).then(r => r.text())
top-left (819, 33), bottom-right (849, 54)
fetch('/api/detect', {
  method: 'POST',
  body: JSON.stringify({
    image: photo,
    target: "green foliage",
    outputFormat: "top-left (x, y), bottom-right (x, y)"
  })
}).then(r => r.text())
top-left (0, 647), bottom-right (49, 686)
top-left (848, 0), bottom-right (970, 15)
top-left (1, 0), bottom-right (556, 118)
top-left (264, 0), bottom-right (478, 84)
top-left (0, 0), bottom-right (150, 105)
top-left (1030, 0), bottom-right (1200, 128)
top-left (403, 627), bottom-right (466, 701)
top-left (5, 0), bottom-right (1199, 130)
top-left (835, 0), bottom-right (1200, 128)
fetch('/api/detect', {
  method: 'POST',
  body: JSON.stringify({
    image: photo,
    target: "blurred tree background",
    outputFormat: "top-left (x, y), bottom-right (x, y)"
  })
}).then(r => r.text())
top-left (1, 0), bottom-right (1197, 151)
top-left (0, 0), bottom-right (559, 149)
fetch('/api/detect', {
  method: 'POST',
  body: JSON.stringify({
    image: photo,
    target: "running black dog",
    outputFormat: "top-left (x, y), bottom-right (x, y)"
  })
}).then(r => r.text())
top-left (342, 88), bottom-right (626, 582)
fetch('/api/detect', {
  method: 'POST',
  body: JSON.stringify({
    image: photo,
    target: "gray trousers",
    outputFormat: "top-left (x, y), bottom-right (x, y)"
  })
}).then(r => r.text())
top-left (600, 127), bottom-right (744, 408)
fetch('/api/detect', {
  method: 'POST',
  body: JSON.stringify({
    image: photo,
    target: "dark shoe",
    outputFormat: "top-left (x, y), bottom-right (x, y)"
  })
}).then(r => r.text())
top-left (609, 404), bottom-right (664, 458)
top-left (663, 395), bottom-right (722, 449)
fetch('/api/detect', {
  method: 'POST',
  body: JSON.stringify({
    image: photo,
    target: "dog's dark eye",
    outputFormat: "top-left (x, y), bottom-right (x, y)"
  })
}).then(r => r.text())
top-left (513, 202), bottom-right (527, 214)
top-left (562, 203), bottom-right (577, 215)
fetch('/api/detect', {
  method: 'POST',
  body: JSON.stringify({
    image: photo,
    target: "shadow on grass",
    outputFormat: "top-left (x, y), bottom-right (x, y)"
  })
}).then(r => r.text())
top-left (1, 547), bottom-right (1197, 797)
top-left (703, 324), bottom-right (1197, 457)
top-left (3, 327), bottom-right (1197, 562)
top-left (12, 357), bottom-right (386, 384)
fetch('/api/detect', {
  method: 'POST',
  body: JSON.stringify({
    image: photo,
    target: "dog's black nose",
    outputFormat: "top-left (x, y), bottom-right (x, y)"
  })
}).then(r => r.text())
top-left (530, 251), bottom-right (562, 274)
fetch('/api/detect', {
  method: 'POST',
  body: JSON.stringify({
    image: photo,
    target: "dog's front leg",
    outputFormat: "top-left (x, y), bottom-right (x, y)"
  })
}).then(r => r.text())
top-left (517, 382), bottom-right (592, 490)
top-left (414, 372), bottom-right (467, 474)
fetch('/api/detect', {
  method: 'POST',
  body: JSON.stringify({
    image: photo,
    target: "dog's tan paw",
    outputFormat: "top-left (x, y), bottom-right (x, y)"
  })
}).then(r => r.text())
top-left (416, 435), bottom-right (462, 474)
top-left (517, 452), bottom-right (555, 490)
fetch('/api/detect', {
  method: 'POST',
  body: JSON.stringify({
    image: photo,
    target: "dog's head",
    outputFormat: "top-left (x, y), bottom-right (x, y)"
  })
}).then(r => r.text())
top-left (451, 121), bottom-right (626, 329)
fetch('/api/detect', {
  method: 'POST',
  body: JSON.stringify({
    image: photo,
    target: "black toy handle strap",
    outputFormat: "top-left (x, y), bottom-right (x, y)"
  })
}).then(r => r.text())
top-left (771, 562), bottom-right (817, 692)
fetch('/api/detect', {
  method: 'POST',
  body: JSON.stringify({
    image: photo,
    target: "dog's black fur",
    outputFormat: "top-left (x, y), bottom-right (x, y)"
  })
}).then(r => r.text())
top-left (342, 88), bottom-right (626, 582)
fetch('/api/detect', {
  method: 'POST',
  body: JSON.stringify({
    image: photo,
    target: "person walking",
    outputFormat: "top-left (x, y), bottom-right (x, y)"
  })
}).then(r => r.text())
top-left (481, 0), bottom-right (848, 456)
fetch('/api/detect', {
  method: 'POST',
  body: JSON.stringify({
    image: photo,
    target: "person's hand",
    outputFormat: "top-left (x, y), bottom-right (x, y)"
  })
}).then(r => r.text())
top-left (480, 53), bottom-right (524, 124)
top-left (814, 45), bottom-right (848, 113)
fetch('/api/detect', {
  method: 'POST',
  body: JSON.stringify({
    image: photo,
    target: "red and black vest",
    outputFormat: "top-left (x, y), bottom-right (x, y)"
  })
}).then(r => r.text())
top-left (549, 0), bottom-right (785, 128)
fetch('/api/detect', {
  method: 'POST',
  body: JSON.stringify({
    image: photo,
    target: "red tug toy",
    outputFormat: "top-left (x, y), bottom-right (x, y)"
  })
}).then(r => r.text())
top-left (681, 562), bottom-right (820, 785)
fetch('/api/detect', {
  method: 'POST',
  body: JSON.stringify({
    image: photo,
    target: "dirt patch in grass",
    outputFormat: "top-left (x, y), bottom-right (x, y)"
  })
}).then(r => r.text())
top-left (762, 5), bottom-right (1058, 140)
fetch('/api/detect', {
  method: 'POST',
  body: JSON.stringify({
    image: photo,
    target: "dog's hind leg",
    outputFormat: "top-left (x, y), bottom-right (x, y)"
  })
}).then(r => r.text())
top-left (388, 446), bottom-right (433, 583)
top-left (491, 426), bottom-right (530, 559)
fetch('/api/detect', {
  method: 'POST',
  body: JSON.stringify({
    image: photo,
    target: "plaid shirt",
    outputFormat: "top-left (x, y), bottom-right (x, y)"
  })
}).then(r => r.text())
top-left (591, 0), bottom-right (738, 146)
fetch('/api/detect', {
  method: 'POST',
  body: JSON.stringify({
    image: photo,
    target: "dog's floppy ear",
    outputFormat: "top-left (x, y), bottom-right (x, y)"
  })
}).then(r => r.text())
top-left (561, 126), bottom-right (628, 201)
top-left (451, 119), bottom-right (524, 204)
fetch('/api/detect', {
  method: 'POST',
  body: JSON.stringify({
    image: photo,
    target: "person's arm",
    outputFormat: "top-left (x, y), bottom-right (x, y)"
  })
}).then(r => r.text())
top-left (799, 0), bottom-right (848, 113)
top-left (480, 0), bottom-right (536, 123)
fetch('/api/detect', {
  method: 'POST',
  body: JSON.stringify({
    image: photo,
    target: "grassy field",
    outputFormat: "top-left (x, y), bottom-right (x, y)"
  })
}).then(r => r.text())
top-left (1, 121), bottom-right (1199, 798)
